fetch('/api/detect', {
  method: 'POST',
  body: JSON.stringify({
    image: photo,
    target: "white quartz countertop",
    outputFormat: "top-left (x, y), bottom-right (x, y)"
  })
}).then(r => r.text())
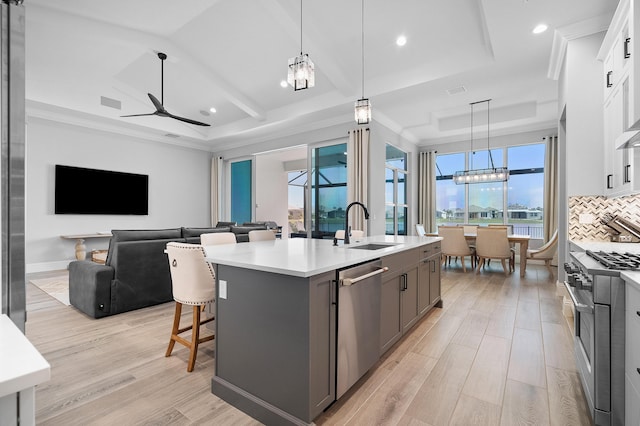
top-left (204, 235), bottom-right (442, 277)
top-left (0, 314), bottom-right (50, 398)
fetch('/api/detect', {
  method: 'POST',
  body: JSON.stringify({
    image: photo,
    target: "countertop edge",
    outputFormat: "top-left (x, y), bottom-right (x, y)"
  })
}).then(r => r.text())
top-left (205, 236), bottom-right (442, 278)
top-left (0, 314), bottom-right (50, 398)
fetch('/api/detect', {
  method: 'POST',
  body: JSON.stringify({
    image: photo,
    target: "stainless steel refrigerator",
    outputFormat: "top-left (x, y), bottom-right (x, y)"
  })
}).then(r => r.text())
top-left (0, 0), bottom-right (26, 332)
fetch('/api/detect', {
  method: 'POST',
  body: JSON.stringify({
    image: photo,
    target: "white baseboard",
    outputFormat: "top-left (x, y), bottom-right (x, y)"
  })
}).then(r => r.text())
top-left (26, 261), bottom-right (71, 274)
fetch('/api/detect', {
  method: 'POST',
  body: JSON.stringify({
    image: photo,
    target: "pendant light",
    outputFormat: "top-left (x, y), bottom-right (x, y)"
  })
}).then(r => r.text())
top-left (453, 99), bottom-right (509, 184)
top-left (288, 0), bottom-right (315, 91)
top-left (354, 0), bottom-right (371, 124)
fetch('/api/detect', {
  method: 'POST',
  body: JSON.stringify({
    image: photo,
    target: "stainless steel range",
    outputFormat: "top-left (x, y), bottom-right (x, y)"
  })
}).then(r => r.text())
top-left (564, 250), bottom-right (632, 426)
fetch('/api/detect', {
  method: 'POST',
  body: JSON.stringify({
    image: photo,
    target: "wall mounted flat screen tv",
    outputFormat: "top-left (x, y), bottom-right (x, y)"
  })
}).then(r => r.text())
top-left (55, 165), bottom-right (148, 215)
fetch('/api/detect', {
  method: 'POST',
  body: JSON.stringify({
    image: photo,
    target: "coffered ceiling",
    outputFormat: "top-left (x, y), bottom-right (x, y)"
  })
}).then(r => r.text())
top-left (25, 0), bottom-right (618, 151)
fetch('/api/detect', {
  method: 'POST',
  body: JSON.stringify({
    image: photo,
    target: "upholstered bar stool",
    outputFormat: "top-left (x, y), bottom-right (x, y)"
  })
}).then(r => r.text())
top-left (200, 232), bottom-right (236, 245)
top-left (165, 242), bottom-right (216, 372)
top-left (248, 229), bottom-right (276, 241)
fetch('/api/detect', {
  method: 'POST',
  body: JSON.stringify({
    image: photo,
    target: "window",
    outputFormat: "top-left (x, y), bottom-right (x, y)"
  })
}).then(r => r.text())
top-left (230, 159), bottom-right (252, 224)
top-left (310, 143), bottom-right (348, 238)
top-left (435, 143), bottom-right (545, 237)
top-left (288, 170), bottom-right (306, 235)
top-left (385, 144), bottom-right (408, 235)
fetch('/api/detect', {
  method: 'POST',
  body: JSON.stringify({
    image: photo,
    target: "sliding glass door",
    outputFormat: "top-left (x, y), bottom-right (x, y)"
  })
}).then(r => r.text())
top-left (310, 143), bottom-right (348, 238)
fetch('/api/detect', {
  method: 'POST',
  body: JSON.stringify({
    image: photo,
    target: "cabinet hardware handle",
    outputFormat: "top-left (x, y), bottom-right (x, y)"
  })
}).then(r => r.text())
top-left (404, 273), bottom-right (408, 291)
top-left (606, 71), bottom-right (613, 88)
top-left (607, 174), bottom-right (613, 189)
top-left (625, 37), bottom-right (631, 59)
top-left (625, 165), bottom-right (631, 183)
top-left (431, 259), bottom-right (436, 273)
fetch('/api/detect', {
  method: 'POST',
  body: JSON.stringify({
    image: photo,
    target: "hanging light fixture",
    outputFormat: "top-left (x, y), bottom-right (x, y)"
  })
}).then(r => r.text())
top-left (354, 0), bottom-right (371, 124)
top-left (453, 99), bottom-right (509, 184)
top-left (288, 0), bottom-right (315, 91)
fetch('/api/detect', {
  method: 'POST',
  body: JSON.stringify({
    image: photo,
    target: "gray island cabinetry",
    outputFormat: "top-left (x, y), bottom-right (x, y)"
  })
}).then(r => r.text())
top-left (204, 236), bottom-right (442, 426)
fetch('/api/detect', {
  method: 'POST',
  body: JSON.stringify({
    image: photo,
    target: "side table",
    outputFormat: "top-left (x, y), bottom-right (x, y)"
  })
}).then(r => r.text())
top-left (60, 233), bottom-right (112, 260)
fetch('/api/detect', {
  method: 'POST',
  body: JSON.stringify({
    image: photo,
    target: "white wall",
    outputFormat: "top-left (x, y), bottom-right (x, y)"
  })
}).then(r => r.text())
top-left (255, 151), bottom-right (289, 237)
top-left (26, 118), bottom-right (212, 272)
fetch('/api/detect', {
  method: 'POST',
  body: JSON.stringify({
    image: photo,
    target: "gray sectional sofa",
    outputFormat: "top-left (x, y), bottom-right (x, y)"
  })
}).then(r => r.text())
top-left (68, 223), bottom-right (269, 318)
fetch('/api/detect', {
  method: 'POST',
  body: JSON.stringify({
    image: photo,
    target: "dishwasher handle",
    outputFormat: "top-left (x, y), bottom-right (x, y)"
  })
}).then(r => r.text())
top-left (341, 267), bottom-right (389, 286)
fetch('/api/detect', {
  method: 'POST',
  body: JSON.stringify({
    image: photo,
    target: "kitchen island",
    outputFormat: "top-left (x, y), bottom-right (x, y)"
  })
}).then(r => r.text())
top-left (204, 235), bottom-right (442, 426)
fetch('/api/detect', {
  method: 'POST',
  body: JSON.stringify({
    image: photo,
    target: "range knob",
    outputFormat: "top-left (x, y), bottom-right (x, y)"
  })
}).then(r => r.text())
top-left (564, 263), bottom-right (579, 274)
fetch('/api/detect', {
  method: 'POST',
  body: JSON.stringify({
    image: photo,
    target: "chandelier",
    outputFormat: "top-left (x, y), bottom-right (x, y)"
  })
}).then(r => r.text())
top-left (354, 0), bottom-right (371, 124)
top-left (288, 0), bottom-right (314, 91)
top-left (453, 99), bottom-right (509, 184)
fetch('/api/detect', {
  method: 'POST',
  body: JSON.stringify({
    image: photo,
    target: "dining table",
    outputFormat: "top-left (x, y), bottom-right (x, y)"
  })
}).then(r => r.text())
top-left (427, 232), bottom-right (531, 277)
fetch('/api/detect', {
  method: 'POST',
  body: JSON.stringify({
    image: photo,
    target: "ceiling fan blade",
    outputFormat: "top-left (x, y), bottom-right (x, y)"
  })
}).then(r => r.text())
top-left (167, 112), bottom-right (211, 127)
top-left (147, 93), bottom-right (165, 112)
top-left (120, 112), bottom-right (156, 117)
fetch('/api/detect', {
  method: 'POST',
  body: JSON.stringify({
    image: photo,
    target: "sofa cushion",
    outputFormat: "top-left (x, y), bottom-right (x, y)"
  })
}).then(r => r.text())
top-left (181, 226), bottom-right (230, 238)
top-left (216, 221), bottom-right (237, 228)
top-left (106, 228), bottom-right (182, 265)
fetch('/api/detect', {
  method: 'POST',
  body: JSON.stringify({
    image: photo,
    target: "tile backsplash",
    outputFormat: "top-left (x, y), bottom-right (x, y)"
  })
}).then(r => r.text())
top-left (569, 194), bottom-right (640, 241)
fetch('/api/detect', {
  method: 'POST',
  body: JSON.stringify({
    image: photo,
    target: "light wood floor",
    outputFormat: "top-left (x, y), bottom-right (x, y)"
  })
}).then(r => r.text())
top-left (25, 262), bottom-right (591, 426)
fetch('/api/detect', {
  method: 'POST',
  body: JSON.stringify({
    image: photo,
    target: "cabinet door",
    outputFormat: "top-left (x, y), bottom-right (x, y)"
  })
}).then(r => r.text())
top-left (401, 267), bottom-right (419, 334)
top-left (308, 271), bottom-right (336, 416)
top-left (418, 258), bottom-right (430, 316)
top-left (429, 254), bottom-right (441, 305)
top-left (380, 275), bottom-right (401, 354)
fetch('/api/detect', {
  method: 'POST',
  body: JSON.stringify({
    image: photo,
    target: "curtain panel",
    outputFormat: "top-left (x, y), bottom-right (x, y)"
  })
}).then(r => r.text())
top-left (347, 128), bottom-right (369, 233)
top-left (543, 136), bottom-right (558, 242)
top-left (210, 156), bottom-right (223, 227)
top-left (418, 151), bottom-right (437, 233)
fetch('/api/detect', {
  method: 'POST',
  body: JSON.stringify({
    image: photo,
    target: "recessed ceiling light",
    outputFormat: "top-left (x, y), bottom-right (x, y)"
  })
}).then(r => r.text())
top-left (396, 35), bottom-right (407, 46)
top-left (209, 107), bottom-right (217, 114)
top-left (280, 80), bottom-right (288, 88)
top-left (532, 24), bottom-right (548, 34)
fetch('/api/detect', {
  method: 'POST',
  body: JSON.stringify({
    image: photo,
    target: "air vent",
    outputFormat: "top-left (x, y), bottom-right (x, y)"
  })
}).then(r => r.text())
top-left (164, 133), bottom-right (180, 138)
top-left (100, 96), bottom-right (121, 110)
top-left (446, 86), bottom-right (467, 96)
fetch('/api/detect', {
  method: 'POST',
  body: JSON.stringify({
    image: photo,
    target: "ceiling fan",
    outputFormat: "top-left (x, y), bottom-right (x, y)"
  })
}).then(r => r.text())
top-left (121, 52), bottom-right (210, 127)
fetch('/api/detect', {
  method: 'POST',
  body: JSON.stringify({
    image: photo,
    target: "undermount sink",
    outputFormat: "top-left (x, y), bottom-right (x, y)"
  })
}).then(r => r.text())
top-left (348, 243), bottom-right (398, 250)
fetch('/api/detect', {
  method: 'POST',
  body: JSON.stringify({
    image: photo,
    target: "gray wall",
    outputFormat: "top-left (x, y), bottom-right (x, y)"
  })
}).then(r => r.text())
top-left (26, 117), bottom-right (212, 272)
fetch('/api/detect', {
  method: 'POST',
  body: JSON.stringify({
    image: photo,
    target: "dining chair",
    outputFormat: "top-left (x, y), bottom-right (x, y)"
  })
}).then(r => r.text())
top-left (248, 229), bottom-right (276, 242)
top-left (415, 224), bottom-right (426, 236)
top-left (488, 224), bottom-right (514, 234)
top-left (475, 227), bottom-right (514, 275)
top-left (439, 226), bottom-right (475, 272)
top-left (526, 229), bottom-right (558, 276)
top-left (165, 242), bottom-right (216, 372)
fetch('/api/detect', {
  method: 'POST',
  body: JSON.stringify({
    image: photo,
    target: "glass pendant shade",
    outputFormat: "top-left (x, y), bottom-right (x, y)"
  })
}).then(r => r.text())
top-left (288, 53), bottom-right (315, 91)
top-left (354, 98), bottom-right (371, 124)
top-left (453, 167), bottom-right (509, 184)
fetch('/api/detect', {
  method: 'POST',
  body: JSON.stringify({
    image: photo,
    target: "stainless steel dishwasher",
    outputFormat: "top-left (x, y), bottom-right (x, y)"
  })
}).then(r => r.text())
top-left (336, 259), bottom-right (388, 399)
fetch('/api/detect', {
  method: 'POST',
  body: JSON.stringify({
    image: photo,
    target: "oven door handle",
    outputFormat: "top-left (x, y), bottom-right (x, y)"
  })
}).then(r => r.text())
top-left (564, 281), bottom-right (595, 314)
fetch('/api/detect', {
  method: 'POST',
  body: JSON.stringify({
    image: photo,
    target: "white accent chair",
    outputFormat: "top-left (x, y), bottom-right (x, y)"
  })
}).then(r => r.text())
top-left (439, 226), bottom-right (475, 272)
top-left (527, 229), bottom-right (558, 276)
top-left (200, 232), bottom-right (236, 245)
top-left (165, 242), bottom-right (216, 372)
top-left (475, 227), bottom-right (514, 275)
top-left (248, 229), bottom-right (276, 242)
top-left (415, 224), bottom-right (426, 236)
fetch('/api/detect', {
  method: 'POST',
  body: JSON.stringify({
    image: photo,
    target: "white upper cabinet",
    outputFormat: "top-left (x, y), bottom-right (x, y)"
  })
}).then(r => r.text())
top-left (599, 0), bottom-right (640, 197)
